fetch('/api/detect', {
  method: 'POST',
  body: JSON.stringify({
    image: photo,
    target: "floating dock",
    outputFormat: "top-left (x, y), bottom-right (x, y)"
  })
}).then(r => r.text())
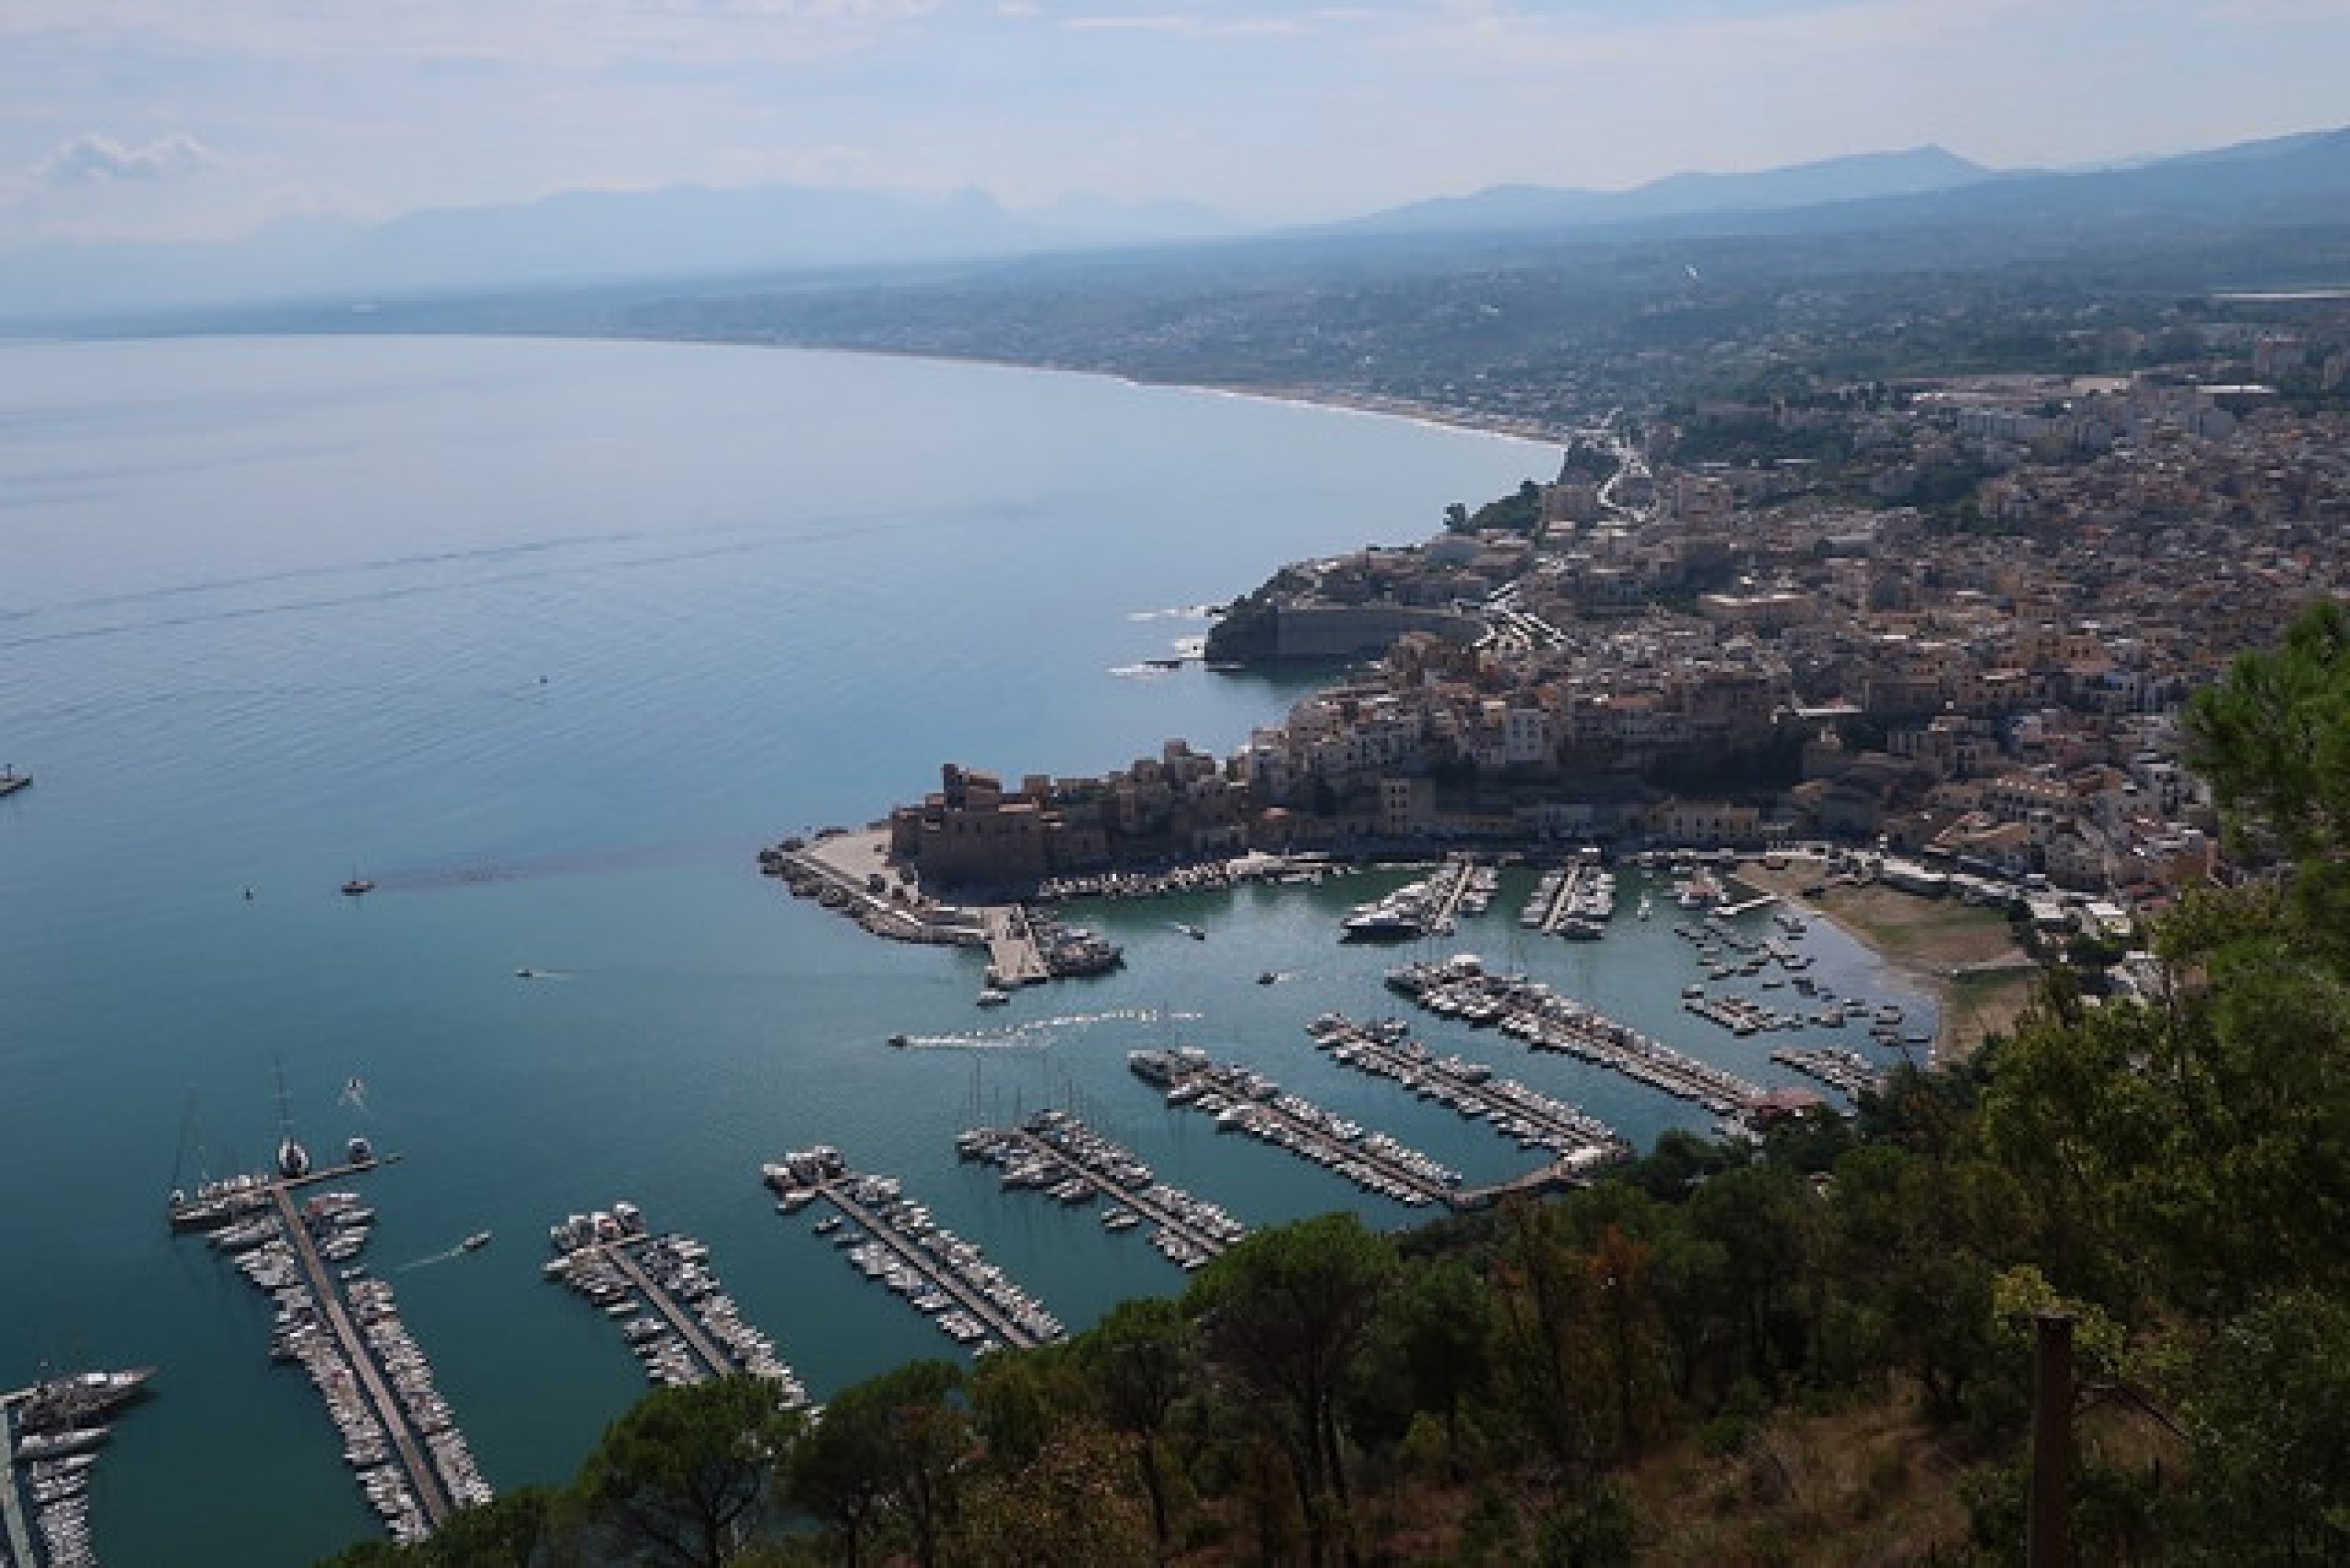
top-left (956, 1108), bottom-right (1246, 1271)
top-left (1305, 1014), bottom-right (1628, 1171)
top-left (266, 1185), bottom-right (482, 1534)
top-left (1769, 1046), bottom-right (1885, 1100)
top-left (765, 1149), bottom-right (1061, 1353)
top-left (1128, 1048), bottom-right (1461, 1208)
top-left (1386, 955), bottom-right (1765, 1115)
top-left (546, 1206), bottom-right (807, 1401)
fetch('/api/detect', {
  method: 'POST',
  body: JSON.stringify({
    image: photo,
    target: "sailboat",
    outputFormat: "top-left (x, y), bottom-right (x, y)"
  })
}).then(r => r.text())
top-left (274, 1063), bottom-right (312, 1180)
top-left (340, 869), bottom-right (374, 896)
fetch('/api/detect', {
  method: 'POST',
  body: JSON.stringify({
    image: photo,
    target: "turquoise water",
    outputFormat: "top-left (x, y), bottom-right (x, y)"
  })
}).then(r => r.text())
top-left (0, 336), bottom-right (1932, 1565)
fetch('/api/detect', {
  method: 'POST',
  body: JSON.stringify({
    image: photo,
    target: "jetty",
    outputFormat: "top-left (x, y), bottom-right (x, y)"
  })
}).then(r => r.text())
top-left (956, 1108), bottom-right (1246, 1271)
top-left (981, 906), bottom-right (1052, 989)
top-left (1127, 1047), bottom-right (1461, 1208)
top-left (546, 1207), bottom-right (807, 1400)
top-left (1386, 955), bottom-right (1766, 1115)
top-left (765, 1149), bottom-right (1063, 1353)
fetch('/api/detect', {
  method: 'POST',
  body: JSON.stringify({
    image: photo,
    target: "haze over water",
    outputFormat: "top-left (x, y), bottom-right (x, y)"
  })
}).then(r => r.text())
top-left (0, 335), bottom-right (1929, 1565)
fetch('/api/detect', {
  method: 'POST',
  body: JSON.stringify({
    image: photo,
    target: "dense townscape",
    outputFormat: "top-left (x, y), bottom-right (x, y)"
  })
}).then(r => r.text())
top-left (881, 338), bottom-right (2350, 1007)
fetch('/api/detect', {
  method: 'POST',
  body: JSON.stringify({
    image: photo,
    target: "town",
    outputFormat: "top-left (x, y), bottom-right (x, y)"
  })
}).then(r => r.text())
top-left (833, 341), bottom-right (2348, 992)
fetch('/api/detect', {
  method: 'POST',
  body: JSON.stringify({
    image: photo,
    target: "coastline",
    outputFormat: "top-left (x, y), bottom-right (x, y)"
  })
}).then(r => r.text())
top-left (1729, 856), bottom-right (2040, 1063)
top-left (594, 327), bottom-right (1573, 451)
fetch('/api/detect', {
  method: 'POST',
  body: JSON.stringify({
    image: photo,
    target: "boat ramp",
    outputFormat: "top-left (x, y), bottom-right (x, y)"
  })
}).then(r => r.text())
top-left (1128, 1047), bottom-right (1462, 1208)
top-left (956, 1108), bottom-right (1246, 1271)
top-left (545, 1206), bottom-right (808, 1403)
top-left (765, 1149), bottom-right (1064, 1353)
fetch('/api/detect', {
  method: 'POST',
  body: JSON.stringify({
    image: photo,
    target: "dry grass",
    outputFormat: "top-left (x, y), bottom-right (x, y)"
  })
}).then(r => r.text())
top-left (1622, 1389), bottom-right (1977, 1566)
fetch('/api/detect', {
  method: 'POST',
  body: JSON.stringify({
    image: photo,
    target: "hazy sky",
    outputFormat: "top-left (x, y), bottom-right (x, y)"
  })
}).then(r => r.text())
top-left (3, 0), bottom-right (2344, 244)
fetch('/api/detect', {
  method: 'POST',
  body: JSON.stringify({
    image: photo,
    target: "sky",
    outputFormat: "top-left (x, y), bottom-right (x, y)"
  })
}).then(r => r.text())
top-left (2, 0), bottom-right (2345, 246)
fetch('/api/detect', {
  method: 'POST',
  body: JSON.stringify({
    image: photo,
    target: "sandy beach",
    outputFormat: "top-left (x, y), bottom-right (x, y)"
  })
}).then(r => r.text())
top-left (1729, 856), bottom-right (2041, 1062)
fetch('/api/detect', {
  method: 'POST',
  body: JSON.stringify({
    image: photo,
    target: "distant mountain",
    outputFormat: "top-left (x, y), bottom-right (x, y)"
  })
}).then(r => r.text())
top-left (9, 128), bottom-right (2346, 329)
top-left (0, 182), bottom-right (1241, 323)
top-left (1337, 146), bottom-right (1997, 237)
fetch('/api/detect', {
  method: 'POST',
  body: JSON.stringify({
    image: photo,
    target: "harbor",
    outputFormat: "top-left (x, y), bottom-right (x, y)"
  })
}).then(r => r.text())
top-left (545, 1206), bottom-right (808, 1402)
top-left (956, 1107), bottom-right (1247, 1271)
top-left (765, 1149), bottom-right (1065, 1353)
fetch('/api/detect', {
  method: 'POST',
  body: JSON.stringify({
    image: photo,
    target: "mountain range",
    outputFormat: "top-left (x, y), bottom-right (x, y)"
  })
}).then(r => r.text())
top-left (7, 126), bottom-right (2347, 326)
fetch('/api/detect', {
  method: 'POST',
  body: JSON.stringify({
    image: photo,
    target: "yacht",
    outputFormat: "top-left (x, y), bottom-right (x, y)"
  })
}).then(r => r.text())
top-left (461, 1231), bottom-right (493, 1252)
top-left (975, 988), bottom-right (1012, 1008)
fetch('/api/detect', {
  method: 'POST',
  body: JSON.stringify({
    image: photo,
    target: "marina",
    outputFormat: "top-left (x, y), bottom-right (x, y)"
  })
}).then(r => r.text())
top-left (545, 1207), bottom-right (808, 1402)
top-left (177, 1154), bottom-right (487, 1547)
top-left (1386, 955), bottom-right (1766, 1115)
top-left (1128, 1046), bottom-right (1462, 1208)
top-left (1520, 851), bottom-right (1616, 939)
top-left (955, 1107), bottom-right (1247, 1271)
top-left (1769, 1046), bottom-right (1888, 1101)
top-left (1303, 1013), bottom-right (1629, 1172)
top-left (765, 1149), bottom-right (1065, 1353)
top-left (1339, 856), bottom-right (1488, 942)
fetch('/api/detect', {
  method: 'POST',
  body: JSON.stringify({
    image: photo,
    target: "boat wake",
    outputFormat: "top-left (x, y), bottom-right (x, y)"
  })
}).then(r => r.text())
top-left (893, 1006), bottom-right (1201, 1051)
top-left (397, 1247), bottom-right (467, 1273)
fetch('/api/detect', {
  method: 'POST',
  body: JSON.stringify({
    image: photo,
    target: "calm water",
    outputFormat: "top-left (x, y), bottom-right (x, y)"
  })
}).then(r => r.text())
top-left (0, 336), bottom-right (1931, 1565)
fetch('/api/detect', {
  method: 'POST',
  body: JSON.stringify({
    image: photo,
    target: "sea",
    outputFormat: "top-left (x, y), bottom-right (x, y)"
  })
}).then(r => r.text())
top-left (0, 334), bottom-right (1934, 1566)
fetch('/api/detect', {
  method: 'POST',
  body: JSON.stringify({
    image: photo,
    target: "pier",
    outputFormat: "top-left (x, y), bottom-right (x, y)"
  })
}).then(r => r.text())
top-left (766, 1150), bottom-right (1062, 1353)
top-left (1521, 856), bottom-right (1613, 937)
top-left (1387, 956), bottom-right (1765, 1115)
top-left (269, 1186), bottom-right (455, 1530)
top-left (0, 1404), bottom-right (39, 1568)
top-left (546, 1208), bottom-right (807, 1401)
top-left (958, 1108), bottom-right (1246, 1270)
top-left (1770, 1046), bottom-right (1885, 1100)
top-left (981, 906), bottom-right (1052, 989)
top-left (1128, 1048), bottom-right (1461, 1208)
top-left (1305, 1014), bottom-right (1627, 1169)
top-left (177, 1154), bottom-right (486, 1545)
